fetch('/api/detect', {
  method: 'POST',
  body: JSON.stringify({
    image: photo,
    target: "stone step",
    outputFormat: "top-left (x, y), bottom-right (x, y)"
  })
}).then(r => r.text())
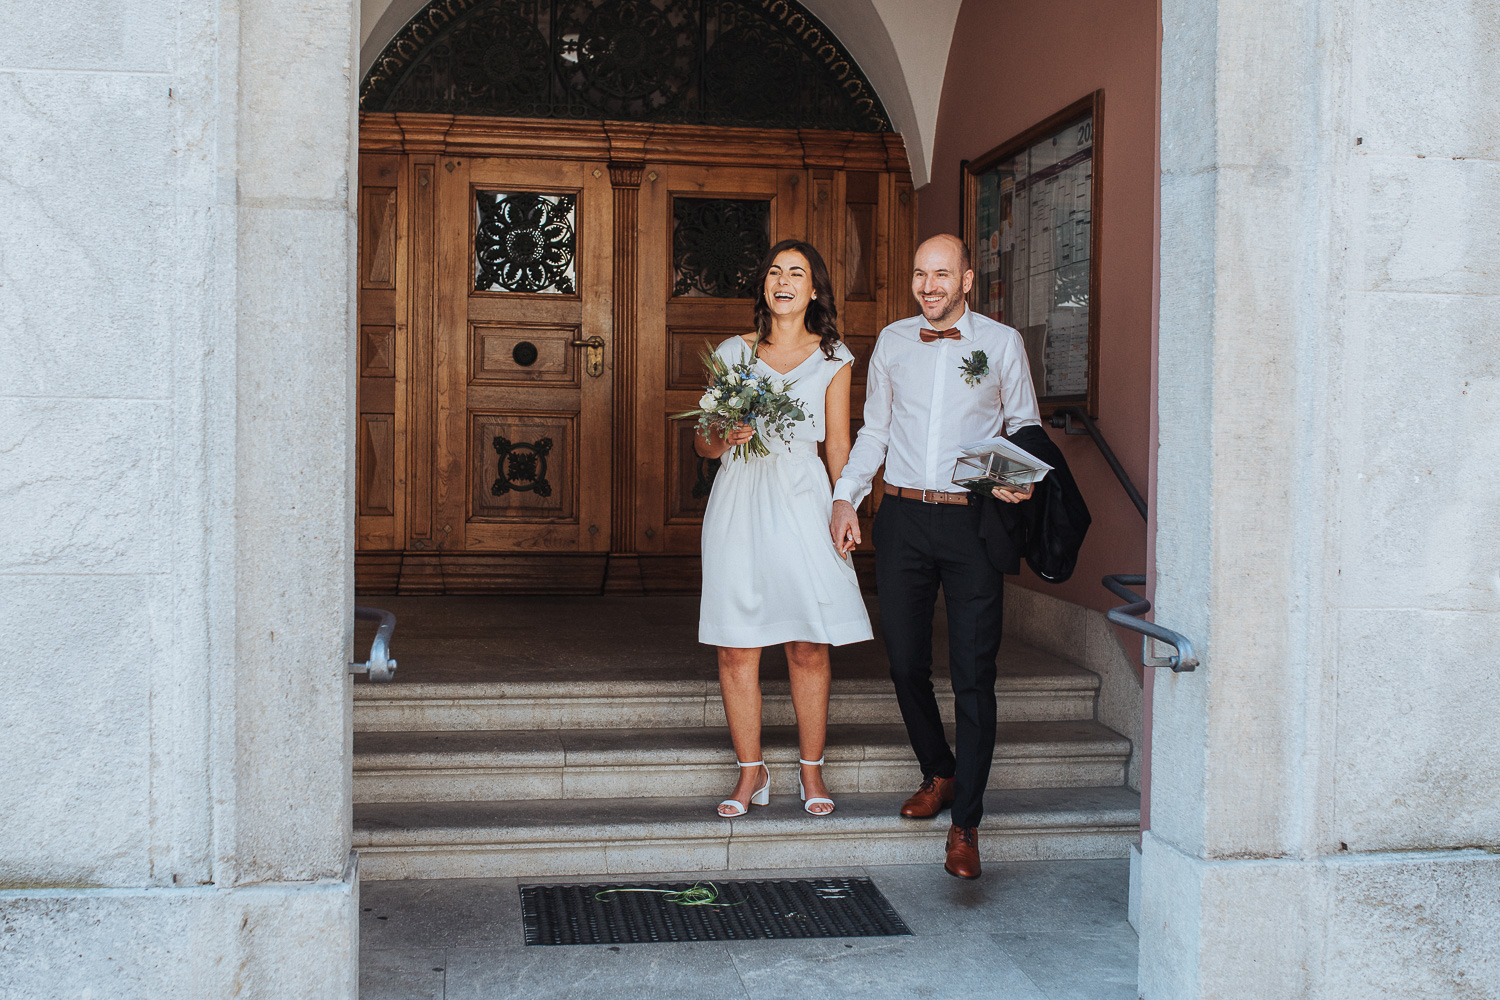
top-left (353, 721), bottom-right (1131, 804)
top-left (352, 787), bottom-right (1141, 880)
top-left (353, 666), bottom-right (1100, 733)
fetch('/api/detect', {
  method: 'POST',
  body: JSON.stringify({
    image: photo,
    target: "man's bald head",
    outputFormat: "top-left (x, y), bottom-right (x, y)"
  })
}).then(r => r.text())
top-left (911, 234), bottom-right (974, 327)
top-left (916, 234), bottom-right (972, 275)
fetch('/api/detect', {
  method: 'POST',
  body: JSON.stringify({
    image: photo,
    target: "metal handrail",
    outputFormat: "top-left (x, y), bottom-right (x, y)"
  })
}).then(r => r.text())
top-left (1102, 575), bottom-right (1198, 672)
top-left (349, 606), bottom-right (398, 682)
top-left (1049, 406), bottom-right (1147, 520)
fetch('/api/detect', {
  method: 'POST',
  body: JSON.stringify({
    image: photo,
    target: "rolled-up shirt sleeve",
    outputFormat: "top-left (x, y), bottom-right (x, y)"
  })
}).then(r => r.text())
top-left (1000, 327), bottom-right (1043, 435)
top-left (833, 335), bottom-right (892, 508)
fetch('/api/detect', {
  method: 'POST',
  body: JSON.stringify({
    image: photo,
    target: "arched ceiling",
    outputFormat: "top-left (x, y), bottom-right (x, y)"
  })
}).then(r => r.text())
top-left (357, 0), bottom-right (960, 186)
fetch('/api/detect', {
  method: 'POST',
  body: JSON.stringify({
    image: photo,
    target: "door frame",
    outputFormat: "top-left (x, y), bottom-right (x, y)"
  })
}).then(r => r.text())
top-left (355, 115), bottom-right (915, 594)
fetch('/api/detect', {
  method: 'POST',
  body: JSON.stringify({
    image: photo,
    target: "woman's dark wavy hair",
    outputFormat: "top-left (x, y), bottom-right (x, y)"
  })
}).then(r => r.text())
top-left (751, 238), bottom-right (841, 360)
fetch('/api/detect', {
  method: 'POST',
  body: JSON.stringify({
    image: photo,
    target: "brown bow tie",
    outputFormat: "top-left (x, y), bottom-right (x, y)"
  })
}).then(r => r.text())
top-left (919, 327), bottom-right (961, 343)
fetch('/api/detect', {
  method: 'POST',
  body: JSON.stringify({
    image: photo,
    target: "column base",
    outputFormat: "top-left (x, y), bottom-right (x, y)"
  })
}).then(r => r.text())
top-left (1139, 831), bottom-right (1500, 999)
top-left (0, 853), bottom-right (359, 999)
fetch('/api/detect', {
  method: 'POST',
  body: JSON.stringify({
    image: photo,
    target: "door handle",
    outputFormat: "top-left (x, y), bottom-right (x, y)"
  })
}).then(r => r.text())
top-left (569, 336), bottom-right (605, 378)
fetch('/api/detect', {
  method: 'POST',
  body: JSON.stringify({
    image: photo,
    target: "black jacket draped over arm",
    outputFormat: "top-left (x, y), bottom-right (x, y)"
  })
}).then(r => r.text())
top-left (974, 424), bottom-right (1092, 583)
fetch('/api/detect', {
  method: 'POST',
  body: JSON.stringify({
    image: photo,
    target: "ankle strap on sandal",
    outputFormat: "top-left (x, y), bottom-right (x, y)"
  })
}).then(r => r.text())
top-left (798, 757), bottom-right (825, 766)
top-left (737, 760), bottom-right (766, 767)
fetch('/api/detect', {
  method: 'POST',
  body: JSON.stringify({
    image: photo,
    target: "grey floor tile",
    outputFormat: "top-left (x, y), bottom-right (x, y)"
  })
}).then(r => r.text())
top-left (995, 925), bottom-right (1140, 1000)
top-left (362, 877), bottom-right (522, 949)
top-left (360, 948), bottom-right (447, 1000)
top-left (443, 942), bottom-right (748, 1000)
top-left (727, 933), bottom-right (1047, 1000)
top-left (867, 859), bottom-right (1130, 936)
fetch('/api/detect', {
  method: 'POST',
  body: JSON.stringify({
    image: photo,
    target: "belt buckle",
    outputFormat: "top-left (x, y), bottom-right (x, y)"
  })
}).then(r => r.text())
top-left (920, 489), bottom-right (939, 504)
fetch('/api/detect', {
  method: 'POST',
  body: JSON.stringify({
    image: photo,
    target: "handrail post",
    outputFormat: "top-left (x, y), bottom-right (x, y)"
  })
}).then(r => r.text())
top-left (1101, 575), bottom-right (1197, 672)
top-left (349, 606), bottom-right (398, 682)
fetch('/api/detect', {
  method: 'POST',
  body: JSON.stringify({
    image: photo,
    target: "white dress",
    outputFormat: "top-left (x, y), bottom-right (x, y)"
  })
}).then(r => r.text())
top-left (699, 336), bottom-right (874, 648)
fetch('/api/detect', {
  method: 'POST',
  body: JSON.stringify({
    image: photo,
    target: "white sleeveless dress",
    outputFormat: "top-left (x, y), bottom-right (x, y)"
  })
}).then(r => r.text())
top-left (699, 336), bottom-right (874, 648)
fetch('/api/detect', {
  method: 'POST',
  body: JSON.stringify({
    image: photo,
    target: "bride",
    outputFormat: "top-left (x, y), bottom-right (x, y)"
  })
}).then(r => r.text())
top-left (696, 238), bottom-right (874, 818)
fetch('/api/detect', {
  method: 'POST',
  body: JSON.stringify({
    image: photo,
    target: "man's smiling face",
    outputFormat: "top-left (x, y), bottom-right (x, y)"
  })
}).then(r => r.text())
top-left (911, 236), bottom-right (974, 328)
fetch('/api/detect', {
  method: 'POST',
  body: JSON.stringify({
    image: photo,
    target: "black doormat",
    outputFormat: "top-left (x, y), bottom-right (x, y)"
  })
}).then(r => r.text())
top-left (521, 877), bottom-right (912, 945)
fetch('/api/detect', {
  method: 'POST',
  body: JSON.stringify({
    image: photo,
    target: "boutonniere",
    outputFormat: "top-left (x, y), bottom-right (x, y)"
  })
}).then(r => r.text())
top-left (959, 350), bottom-right (990, 387)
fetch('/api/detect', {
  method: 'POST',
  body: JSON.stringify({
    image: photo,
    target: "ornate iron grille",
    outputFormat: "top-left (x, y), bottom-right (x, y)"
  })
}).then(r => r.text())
top-left (475, 191), bottom-right (577, 293)
top-left (362, 0), bottom-right (891, 132)
top-left (493, 436), bottom-right (554, 496)
top-left (672, 197), bottom-right (769, 298)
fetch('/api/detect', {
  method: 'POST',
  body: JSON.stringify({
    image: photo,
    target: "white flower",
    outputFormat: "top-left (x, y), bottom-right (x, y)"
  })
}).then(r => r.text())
top-left (699, 391), bottom-right (716, 409)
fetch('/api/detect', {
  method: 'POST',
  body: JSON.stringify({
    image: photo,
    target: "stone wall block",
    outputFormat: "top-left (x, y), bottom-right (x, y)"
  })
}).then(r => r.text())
top-left (1338, 291), bottom-right (1500, 611)
top-left (1142, 838), bottom-right (1328, 999)
top-left (1353, 0), bottom-right (1500, 159)
top-left (1159, 0), bottom-right (1219, 175)
top-left (0, 860), bottom-right (358, 998)
top-left (0, 398), bottom-right (169, 574)
top-left (1153, 164), bottom-right (1216, 615)
top-left (1363, 157), bottom-right (1500, 296)
top-left (1143, 837), bottom-right (1500, 999)
top-left (237, 0), bottom-right (358, 204)
top-left (1084, 624), bottom-right (1145, 791)
top-left (1137, 831), bottom-right (1209, 999)
top-left (1212, 0), bottom-right (1325, 168)
top-left (1152, 161), bottom-right (1219, 855)
top-left (1197, 153), bottom-right (1334, 857)
top-left (0, 576), bottom-right (155, 887)
top-left (232, 206), bottom-right (354, 882)
top-left (0, 0), bottom-right (174, 72)
top-left (1333, 609), bottom-right (1500, 850)
top-left (1324, 850), bottom-right (1500, 998)
top-left (0, 72), bottom-right (174, 398)
top-left (1003, 584), bottom-right (1088, 665)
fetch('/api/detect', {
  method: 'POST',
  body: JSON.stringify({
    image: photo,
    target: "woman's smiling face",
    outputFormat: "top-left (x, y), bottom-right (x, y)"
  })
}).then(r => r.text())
top-left (763, 249), bottom-right (814, 317)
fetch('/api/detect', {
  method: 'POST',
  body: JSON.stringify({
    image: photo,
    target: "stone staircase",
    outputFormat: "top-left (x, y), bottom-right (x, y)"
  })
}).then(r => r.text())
top-left (352, 625), bottom-right (1140, 881)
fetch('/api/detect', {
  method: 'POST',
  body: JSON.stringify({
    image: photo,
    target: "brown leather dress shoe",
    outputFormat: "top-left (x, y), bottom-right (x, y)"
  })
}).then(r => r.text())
top-left (899, 775), bottom-right (956, 818)
top-left (945, 825), bottom-right (981, 880)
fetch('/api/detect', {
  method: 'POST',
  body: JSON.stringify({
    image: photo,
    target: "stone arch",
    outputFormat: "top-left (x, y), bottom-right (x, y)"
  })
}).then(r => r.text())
top-left (360, 0), bottom-right (893, 133)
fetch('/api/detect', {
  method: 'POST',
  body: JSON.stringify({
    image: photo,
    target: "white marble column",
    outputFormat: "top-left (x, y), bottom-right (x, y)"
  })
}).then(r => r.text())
top-left (0, 0), bottom-right (360, 992)
top-left (1143, 0), bottom-right (1500, 995)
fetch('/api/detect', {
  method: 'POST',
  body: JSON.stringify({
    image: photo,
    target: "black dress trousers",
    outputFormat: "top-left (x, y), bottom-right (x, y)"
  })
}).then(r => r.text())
top-left (873, 495), bottom-right (1004, 829)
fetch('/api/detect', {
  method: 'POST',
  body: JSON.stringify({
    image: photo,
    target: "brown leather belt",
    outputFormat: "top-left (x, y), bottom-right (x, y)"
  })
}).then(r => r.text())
top-left (884, 484), bottom-right (971, 505)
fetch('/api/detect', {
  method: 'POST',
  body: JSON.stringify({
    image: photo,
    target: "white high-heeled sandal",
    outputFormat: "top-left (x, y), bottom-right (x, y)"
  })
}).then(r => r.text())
top-left (798, 757), bottom-right (835, 816)
top-left (718, 760), bottom-right (770, 817)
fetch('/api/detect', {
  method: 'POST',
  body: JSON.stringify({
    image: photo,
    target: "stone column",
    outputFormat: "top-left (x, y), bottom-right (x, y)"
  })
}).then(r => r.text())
top-left (1143, 0), bottom-right (1500, 996)
top-left (0, 0), bottom-right (360, 992)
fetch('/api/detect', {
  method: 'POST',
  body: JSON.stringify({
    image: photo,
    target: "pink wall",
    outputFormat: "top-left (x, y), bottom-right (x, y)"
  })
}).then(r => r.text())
top-left (918, 0), bottom-right (1159, 615)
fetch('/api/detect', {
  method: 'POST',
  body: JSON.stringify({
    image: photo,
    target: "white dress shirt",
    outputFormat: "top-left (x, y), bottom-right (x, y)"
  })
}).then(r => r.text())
top-left (833, 306), bottom-right (1042, 508)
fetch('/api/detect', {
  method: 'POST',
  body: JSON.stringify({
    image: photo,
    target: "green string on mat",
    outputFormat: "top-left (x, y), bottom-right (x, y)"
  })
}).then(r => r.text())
top-left (593, 882), bottom-right (742, 907)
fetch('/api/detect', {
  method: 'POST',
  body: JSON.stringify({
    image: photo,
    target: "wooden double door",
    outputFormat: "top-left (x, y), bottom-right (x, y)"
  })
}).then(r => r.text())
top-left (355, 115), bottom-right (914, 594)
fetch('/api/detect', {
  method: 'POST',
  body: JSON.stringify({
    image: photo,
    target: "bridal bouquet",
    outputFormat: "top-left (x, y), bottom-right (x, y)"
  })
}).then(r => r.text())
top-left (673, 341), bottom-right (807, 461)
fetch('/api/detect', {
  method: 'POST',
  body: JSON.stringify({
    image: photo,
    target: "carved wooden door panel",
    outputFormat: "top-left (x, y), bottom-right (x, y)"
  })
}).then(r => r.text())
top-left (631, 164), bottom-right (806, 589)
top-left (355, 153), bottom-right (408, 559)
top-left (428, 155), bottom-right (614, 590)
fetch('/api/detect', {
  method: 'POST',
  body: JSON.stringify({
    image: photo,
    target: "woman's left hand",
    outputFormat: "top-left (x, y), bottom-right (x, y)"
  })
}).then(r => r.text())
top-left (992, 483), bottom-right (1034, 503)
top-left (722, 422), bottom-right (755, 447)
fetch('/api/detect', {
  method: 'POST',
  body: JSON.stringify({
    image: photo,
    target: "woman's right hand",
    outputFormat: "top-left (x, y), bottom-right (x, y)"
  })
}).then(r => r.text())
top-left (722, 423), bottom-right (755, 447)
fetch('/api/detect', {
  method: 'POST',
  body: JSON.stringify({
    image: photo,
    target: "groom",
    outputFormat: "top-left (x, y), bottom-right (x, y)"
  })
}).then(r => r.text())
top-left (830, 234), bottom-right (1040, 880)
